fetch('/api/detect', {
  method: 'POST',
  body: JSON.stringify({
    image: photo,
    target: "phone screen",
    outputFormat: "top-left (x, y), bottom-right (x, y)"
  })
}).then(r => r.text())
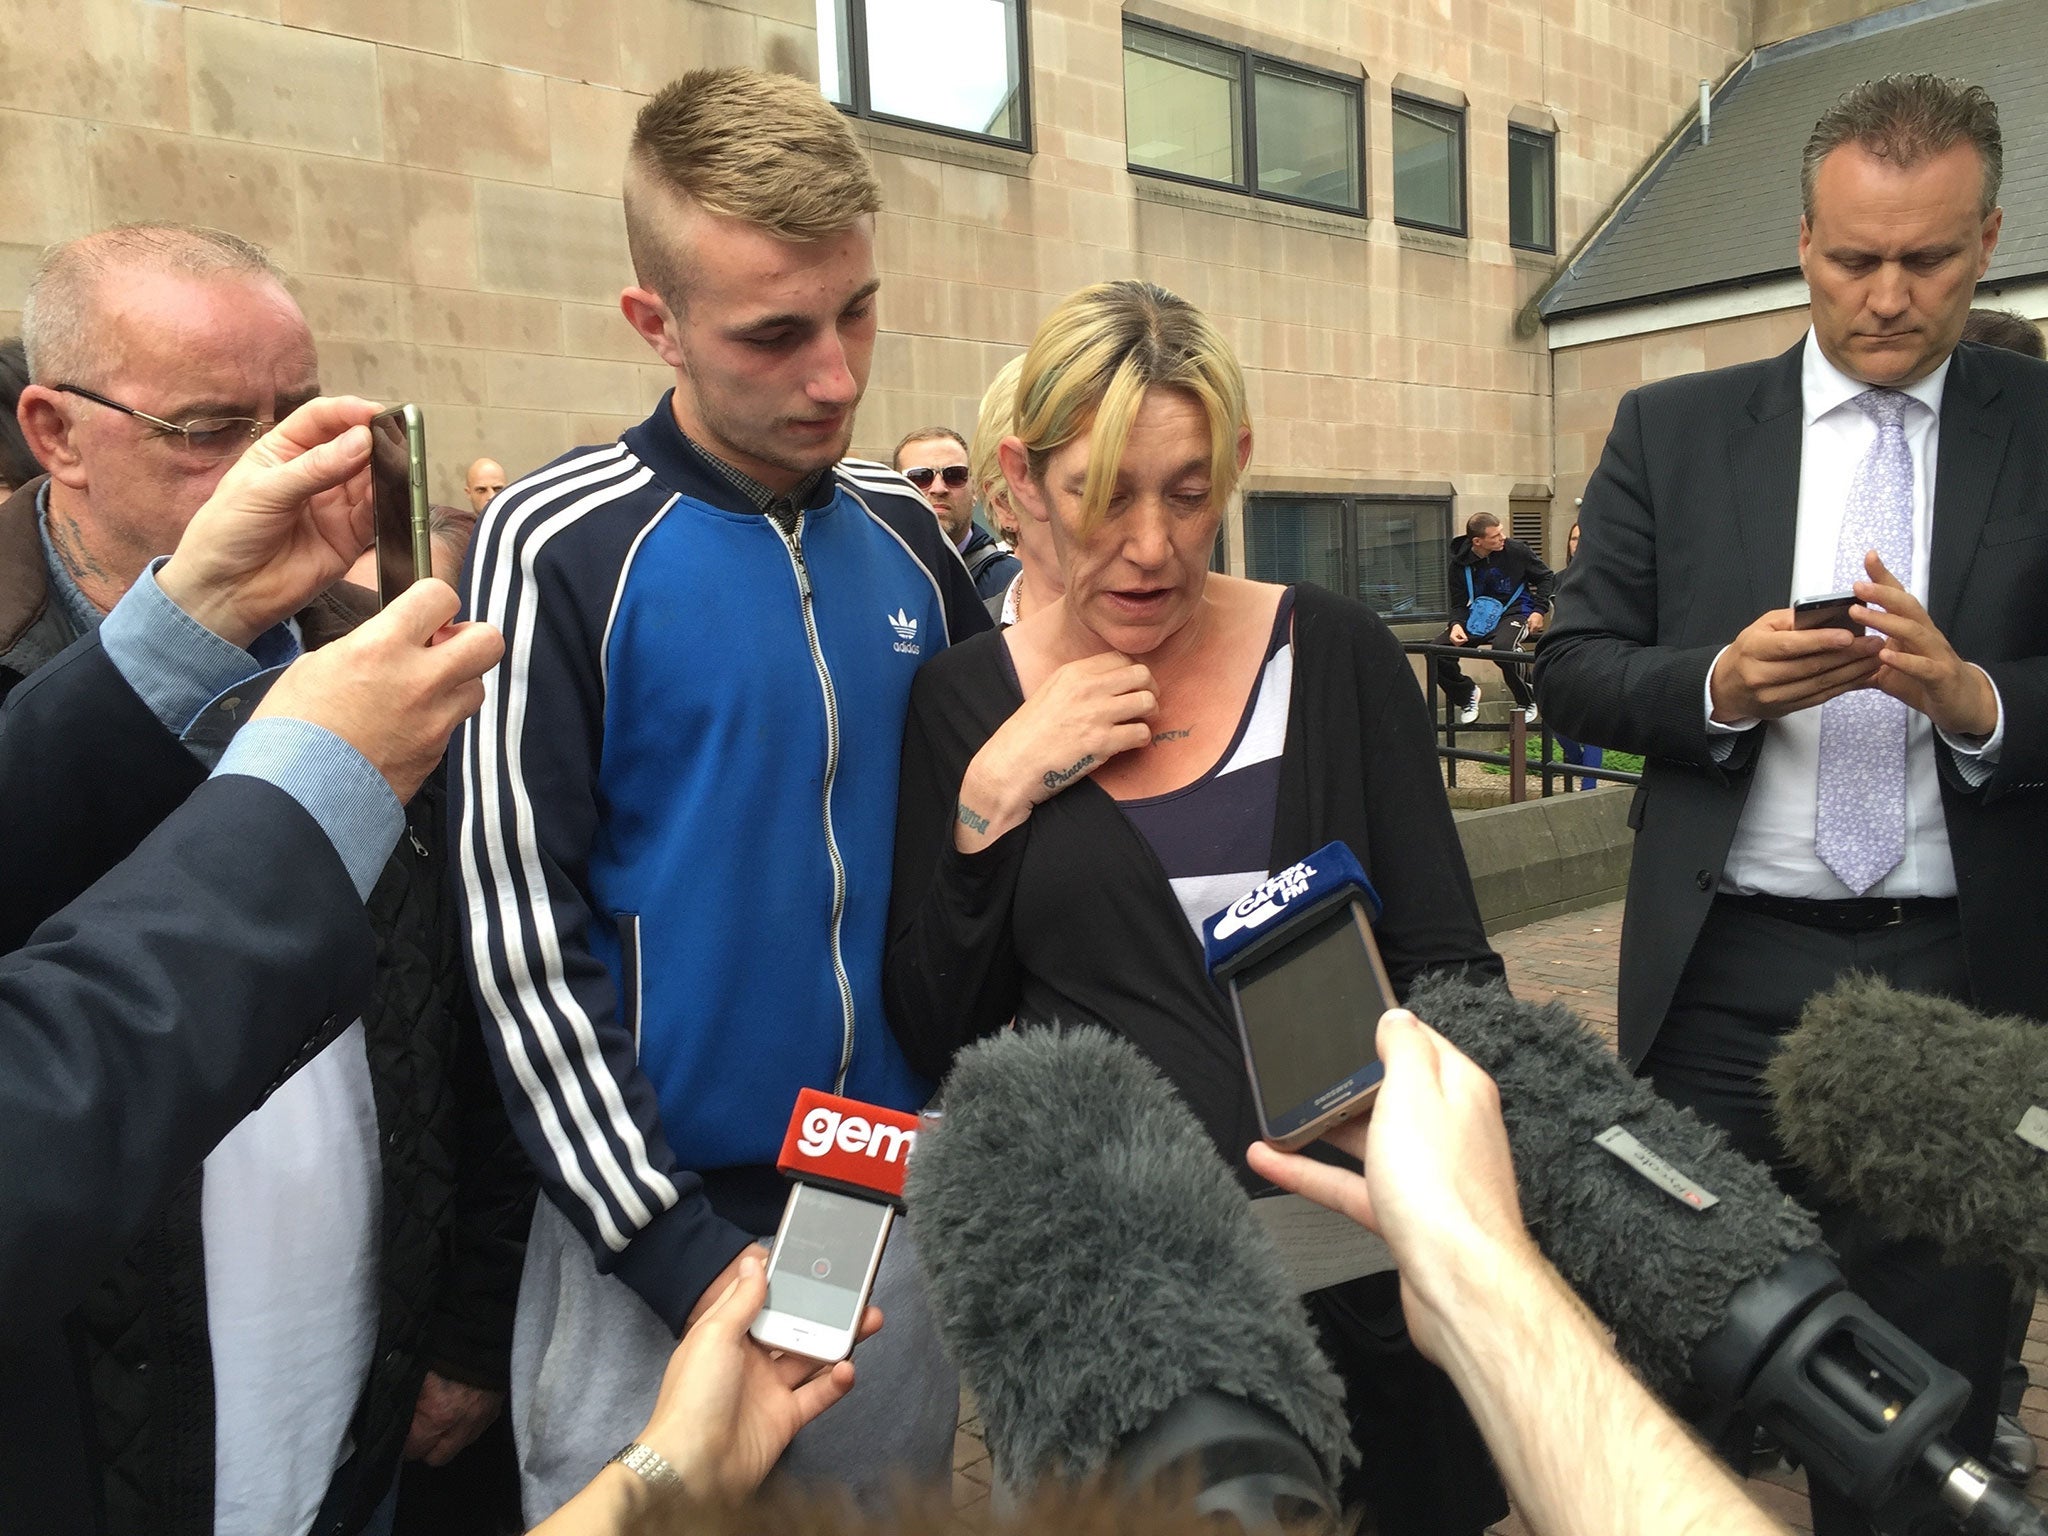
top-left (370, 408), bottom-right (422, 605)
top-left (1232, 901), bottom-right (1390, 1137)
top-left (763, 1185), bottom-right (891, 1332)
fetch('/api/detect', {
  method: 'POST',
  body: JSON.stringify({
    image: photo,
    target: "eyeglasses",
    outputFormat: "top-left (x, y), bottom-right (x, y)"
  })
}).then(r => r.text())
top-left (904, 464), bottom-right (971, 491)
top-left (55, 384), bottom-right (272, 459)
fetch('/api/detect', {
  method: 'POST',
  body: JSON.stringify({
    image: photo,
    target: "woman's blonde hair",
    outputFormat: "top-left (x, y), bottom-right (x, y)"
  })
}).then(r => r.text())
top-left (969, 353), bottom-right (1026, 517)
top-left (1011, 280), bottom-right (1249, 535)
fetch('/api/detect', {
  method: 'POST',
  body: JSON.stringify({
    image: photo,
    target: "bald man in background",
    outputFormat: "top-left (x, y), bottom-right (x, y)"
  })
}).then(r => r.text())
top-left (464, 458), bottom-right (506, 513)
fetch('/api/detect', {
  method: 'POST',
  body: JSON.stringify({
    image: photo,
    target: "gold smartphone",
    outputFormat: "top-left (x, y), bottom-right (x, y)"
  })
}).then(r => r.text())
top-left (369, 404), bottom-right (431, 606)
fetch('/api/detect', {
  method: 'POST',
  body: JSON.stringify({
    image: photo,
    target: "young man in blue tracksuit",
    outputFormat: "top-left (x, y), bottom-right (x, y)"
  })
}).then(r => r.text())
top-left (450, 68), bottom-right (988, 1517)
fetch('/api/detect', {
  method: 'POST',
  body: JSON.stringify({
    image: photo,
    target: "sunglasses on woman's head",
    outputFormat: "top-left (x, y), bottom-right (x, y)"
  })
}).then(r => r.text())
top-left (904, 464), bottom-right (971, 490)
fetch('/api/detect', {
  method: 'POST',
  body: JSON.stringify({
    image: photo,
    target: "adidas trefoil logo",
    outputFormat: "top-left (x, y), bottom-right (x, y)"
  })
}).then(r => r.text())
top-left (888, 608), bottom-right (921, 655)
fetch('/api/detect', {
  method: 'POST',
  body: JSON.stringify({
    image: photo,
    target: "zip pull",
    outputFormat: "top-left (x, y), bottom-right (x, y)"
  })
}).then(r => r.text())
top-left (780, 507), bottom-right (813, 601)
top-left (408, 827), bottom-right (430, 860)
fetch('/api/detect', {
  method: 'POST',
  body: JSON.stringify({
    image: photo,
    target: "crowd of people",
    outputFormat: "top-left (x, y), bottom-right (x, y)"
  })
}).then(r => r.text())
top-left (1, 55), bottom-right (2041, 1536)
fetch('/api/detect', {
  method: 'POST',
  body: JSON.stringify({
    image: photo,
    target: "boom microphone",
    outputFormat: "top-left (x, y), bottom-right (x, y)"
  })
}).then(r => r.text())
top-left (1402, 971), bottom-right (2045, 1536)
top-left (904, 1025), bottom-right (1353, 1529)
top-left (1768, 974), bottom-right (2048, 1286)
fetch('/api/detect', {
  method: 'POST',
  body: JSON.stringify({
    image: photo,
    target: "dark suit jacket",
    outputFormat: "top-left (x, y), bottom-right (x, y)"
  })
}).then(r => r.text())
top-left (0, 633), bottom-right (375, 1532)
top-left (1534, 339), bottom-right (2048, 1066)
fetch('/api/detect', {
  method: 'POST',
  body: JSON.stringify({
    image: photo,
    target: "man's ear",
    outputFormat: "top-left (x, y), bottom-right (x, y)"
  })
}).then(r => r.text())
top-left (998, 437), bottom-right (1048, 525)
top-left (621, 287), bottom-right (685, 371)
top-left (16, 386), bottom-right (88, 490)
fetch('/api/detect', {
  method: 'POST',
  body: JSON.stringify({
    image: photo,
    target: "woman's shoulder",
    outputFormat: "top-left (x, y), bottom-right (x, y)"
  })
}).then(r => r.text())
top-left (1285, 582), bottom-right (1400, 648)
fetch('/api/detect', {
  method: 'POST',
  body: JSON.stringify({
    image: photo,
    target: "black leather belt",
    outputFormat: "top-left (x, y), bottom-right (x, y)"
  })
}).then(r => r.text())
top-left (1722, 891), bottom-right (1957, 932)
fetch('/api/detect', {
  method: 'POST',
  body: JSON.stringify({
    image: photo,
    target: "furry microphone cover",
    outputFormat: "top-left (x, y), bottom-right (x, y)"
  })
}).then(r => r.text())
top-left (1768, 973), bottom-right (2048, 1288)
top-left (903, 1024), bottom-right (1354, 1490)
top-left (1403, 974), bottom-right (1824, 1398)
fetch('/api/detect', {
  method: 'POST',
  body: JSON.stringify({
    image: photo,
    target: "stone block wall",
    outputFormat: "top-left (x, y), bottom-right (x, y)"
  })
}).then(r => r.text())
top-left (0, 0), bottom-right (808, 504)
top-left (2, 0), bottom-right (1762, 518)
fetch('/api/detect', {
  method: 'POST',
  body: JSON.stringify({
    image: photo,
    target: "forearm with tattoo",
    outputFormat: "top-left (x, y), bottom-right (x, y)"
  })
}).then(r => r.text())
top-left (956, 802), bottom-right (990, 835)
top-left (1041, 756), bottom-right (1094, 792)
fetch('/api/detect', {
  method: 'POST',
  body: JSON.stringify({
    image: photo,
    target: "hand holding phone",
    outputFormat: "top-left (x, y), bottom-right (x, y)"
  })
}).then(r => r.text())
top-left (1791, 590), bottom-right (1865, 636)
top-left (750, 1184), bottom-right (893, 1363)
top-left (1205, 846), bottom-right (1395, 1152)
top-left (370, 404), bottom-right (431, 607)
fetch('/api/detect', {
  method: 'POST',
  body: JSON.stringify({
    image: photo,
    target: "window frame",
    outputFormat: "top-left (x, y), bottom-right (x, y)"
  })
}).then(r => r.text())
top-left (1241, 491), bottom-right (1452, 623)
top-left (823, 0), bottom-right (1034, 152)
top-left (1121, 16), bottom-right (1366, 219)
top-left (1390, 91), bottom-right (1467, 237)
top-left (1507, 123), bottom-right (1557, 254)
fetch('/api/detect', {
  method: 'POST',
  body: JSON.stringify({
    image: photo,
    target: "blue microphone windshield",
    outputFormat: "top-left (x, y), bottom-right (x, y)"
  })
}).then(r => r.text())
top-left (1201, 841), bottom-right (1382, 981)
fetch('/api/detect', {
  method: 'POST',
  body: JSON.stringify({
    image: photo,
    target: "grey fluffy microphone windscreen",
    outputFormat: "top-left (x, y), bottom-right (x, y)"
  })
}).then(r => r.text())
top-left (902, 1024), bottom-right (1354, 1491)
top-left (1400, 972), bottom-right (1825, 1397)
top-left (1768, 973), bottom-right (2048, 1287)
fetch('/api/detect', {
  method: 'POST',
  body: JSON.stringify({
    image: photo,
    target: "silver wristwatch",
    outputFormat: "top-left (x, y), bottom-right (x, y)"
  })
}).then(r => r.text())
top-left (610, 1440), bottom-right (683, 1487)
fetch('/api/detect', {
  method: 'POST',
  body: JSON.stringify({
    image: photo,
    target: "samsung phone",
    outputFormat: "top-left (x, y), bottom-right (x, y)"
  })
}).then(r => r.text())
top-left (1225, 895), bottom-right (1396, 1150)
top-left (370, 404), bottom-right (431, 607)
top-left (1792, 590), bottom-right (1865, 635)
top-left (749, 1183), bottom-right (893, 1362)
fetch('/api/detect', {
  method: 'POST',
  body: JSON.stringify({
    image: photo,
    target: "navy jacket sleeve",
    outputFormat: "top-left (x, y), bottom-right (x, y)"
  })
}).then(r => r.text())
top-left (0, 635), bottom-right (206, 950)
top-left (0, 773), bottom-right (375, 1333)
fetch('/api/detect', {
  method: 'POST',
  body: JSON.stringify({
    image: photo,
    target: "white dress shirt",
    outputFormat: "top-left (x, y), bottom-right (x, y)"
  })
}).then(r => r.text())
top-left (1711, 331), bottom-right (2000, 899)
top-left (204, 1023), bottom-right (382, 1536)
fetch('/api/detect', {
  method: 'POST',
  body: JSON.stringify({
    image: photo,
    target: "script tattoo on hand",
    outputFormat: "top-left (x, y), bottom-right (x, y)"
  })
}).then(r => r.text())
top-left (956, 801), bottom-right (991, 835)
top-left (1041, 756), bottom-right (1095, 792)
top-left (1152, 727), bottom-right (1192, 744)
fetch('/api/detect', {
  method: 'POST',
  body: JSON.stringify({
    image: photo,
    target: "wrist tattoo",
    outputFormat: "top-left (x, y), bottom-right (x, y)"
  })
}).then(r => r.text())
top-left (1152, 727), bottom-right (1192, 744)
top-left (1041, 755), bottom-right (1095, 791)
top-left (956, 802), bottom-right (990, 835)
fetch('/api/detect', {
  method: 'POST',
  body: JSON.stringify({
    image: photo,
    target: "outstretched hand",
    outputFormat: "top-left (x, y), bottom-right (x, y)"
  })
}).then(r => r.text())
top-left (1247, 1009), bottom-right (1531, 1367)
top-left (157, 396), bottom-right (379, 648)
top-left (635, 1250), bottom-right (881, 1504)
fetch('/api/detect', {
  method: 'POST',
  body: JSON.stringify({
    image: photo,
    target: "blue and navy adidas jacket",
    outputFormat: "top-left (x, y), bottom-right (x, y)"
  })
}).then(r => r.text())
top-left (451, 395), bottom-right (989, 1331)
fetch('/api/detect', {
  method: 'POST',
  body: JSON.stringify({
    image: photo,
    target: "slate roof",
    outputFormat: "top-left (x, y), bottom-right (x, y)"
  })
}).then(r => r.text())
top-left (1538, 0), bottom-right (2048, 321)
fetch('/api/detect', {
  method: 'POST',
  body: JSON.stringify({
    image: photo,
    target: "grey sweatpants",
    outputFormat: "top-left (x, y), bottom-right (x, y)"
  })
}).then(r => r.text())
top-left (511, 1197), bottom-right (958, 1521)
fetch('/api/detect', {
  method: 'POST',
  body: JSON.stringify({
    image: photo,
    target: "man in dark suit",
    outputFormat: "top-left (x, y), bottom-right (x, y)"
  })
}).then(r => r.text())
top-left (1536, 73), bottom-right (2045, 1534)
top-left (0, 397), bottom-right (504, 1532)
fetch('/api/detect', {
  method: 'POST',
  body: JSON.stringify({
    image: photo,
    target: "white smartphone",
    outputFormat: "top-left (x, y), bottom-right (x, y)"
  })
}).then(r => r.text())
top-left (749, 1183), bottom-right (893, 1362)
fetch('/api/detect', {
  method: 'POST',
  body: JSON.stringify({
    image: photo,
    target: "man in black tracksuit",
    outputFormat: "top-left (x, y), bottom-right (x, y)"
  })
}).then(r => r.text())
top-left (1438, 511), bottom-right (1554, 721)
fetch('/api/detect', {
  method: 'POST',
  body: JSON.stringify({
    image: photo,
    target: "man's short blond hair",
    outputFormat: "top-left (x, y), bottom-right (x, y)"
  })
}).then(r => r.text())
top-left (624, 67), bottom-right (882, 308)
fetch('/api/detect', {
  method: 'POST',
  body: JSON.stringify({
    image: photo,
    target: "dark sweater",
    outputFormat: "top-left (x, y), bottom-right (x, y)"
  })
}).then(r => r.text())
top-left (885, 582), bottom-right (1504, 1166)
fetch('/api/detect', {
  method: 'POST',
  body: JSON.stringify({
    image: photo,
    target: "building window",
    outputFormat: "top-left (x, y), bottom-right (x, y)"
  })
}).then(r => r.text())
top-left (1509, 125), bottom-right (1555, 252)
top-left (1123, 20), bottom-right (1363, 216)
top-left (1392, 94), bottom-right (1464, 235)
top-left (819, 0), bottom-right (1029, 148)
top-left (1243, 493), bottom-right (1451, 621)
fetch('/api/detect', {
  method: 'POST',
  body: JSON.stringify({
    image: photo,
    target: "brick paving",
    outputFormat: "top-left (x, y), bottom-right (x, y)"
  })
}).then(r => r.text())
top-left (947, 900), bottom-right (2048, 1532)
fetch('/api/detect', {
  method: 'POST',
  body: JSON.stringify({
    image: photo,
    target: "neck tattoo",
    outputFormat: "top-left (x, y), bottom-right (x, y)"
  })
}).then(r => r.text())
top-left (1152, 727), bottom-right (1192, 745)
top-left (48, 507), bottom-right (117, 595)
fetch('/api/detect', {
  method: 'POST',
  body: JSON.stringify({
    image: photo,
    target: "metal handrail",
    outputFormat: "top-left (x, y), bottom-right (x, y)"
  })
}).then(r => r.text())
top-left (1400, 639), bottom-right (1641, 801)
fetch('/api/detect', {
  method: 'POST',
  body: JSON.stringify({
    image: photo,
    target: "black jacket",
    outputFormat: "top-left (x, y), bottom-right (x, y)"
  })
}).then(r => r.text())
top-left (0, 524), bottom-right (532, 1534)
top-left (1446, 533), bottom-right (1553, 630)
top-left (960, 523), bottom-right (1022, 603)
top-left (0, 633), bottom-right (379, 1534)
top-left (1535, 339), bottom-right (2048, 1063)
top-left (885, 581), bottom-right (1504, 1162)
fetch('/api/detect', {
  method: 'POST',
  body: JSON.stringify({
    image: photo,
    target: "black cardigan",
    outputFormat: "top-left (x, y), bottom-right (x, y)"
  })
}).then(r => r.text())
top-left (885, 582), bottom-right (1505, 1165)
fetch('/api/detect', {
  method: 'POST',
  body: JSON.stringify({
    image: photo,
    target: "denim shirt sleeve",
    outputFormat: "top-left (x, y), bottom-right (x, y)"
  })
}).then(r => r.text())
top-left (213, 719), bottom-right (403, 902)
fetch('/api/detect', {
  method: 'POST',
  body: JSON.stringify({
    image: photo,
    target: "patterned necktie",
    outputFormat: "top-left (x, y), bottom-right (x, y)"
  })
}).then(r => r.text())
top-left (1814, 388), bottom-right (1914, 895)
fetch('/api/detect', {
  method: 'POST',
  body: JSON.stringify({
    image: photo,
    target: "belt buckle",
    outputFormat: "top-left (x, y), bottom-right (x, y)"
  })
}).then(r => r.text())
top-left (1880, 899), bottom-right (1907, 927)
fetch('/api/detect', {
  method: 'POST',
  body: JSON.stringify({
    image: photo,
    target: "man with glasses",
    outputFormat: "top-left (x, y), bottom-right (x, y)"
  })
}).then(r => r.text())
top-left (3, 223), bottom-right (527, 1536)
top-left (892, 424), bottom-right (1019, 600)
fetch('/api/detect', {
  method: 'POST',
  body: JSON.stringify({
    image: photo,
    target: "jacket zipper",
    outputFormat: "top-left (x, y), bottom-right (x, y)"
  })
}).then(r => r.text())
top-left (774, 511), bottom-right (859, 1094)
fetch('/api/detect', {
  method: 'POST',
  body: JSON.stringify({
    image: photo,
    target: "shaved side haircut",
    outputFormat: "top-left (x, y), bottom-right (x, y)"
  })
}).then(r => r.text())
top-left (623, 67), bottom-right (882, 310)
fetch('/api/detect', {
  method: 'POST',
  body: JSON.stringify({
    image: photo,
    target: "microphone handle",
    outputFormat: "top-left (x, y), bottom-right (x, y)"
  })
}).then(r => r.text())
top-left (1920, 1443), bottom-right (2048, 1536)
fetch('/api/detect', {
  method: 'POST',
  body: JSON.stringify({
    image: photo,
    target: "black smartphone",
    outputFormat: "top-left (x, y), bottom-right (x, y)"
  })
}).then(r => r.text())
top-left (1792, 591), bottom-right (1864, 635)
top-left (370, 404), bottom-right (431, 607)
top-left (1223, 894), bottom-right (1394, 1150)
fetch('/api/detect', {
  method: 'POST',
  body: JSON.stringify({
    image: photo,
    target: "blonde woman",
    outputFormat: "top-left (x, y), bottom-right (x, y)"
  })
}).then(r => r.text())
top-left (885, 280), bottom-right (1507, 1534)
top-left (968, 355), bottom-right (1065, 626)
